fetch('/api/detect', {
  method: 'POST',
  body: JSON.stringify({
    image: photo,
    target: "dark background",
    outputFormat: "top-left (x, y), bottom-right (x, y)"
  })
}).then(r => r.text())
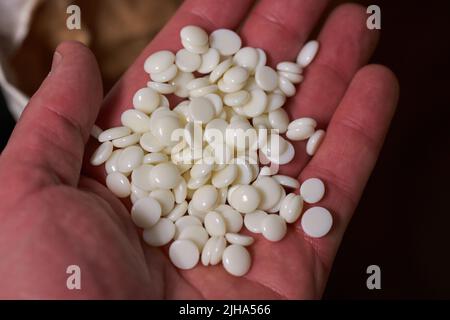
top-left (1, 0), bottom-right (450, 298)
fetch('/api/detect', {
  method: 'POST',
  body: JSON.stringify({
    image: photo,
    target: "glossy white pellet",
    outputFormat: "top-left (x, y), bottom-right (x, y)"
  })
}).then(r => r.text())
top-left (273, 174), bottom-right (300, 189)
top-left (117, 145), bottom-right (143, 173)
top-left (243, 210), bottom-right (268, 233)
top-left (233, 161), bottom-right (254, 185)
top-left (261, 133), bottom-right (288, 159)
top-left (252, 176), bottom-right (282, 211)
top-left (233, 47), bottom-right (259, 72)
top-left (143, 152), bottom-right (168, 165)
top-left (297, 40), bottom-right (319, 67)
top-left (151, 65), bottom-right (178, 84)
top-left (189, 84), bottom-right (218, 97)
top-left (131, 164), bottom-right (154, 191)
top-left (150, 189), bottom-right (175, 216)
top-left (267, 184), bottom-right (285, 213)
top-left (187, 172), bottom-right (211, 190)
top-left (288, 117), bottom-right (317, 130)
top-left (286, 125), bottom-right (315, 141)
top-left (242, 89), bottom-right (267, 118)
top-left (169, 239), bottom-right (199, 270)
top-left (225, 119), bottom-right (253, 150)
top-left (209, 29), bottom-right (242, 56)
top-left (181, 38), bottom-right (209, 54)
top-left (212, 164), bottom-right (238, 188)
top-left (217, 78), bottom-right (245, 93)
top-left (224, 90), bottom-right (250, 107)
top-left (121, 109), bottom-right (152, 133)
top-left (300, 178), bottom-right (325, 204)
top-left (112, 133), bottom-right (141, 148)
top-left (204, 118), bottom-right (228, 145)
top-left (223, 66), bottom-right (249, 85)
top-left (278, 75), bottom-right (296, 97)
top-left (176, 49), bottom-right (201, 73)
top-left (144, 50), bottom-right (175, 74)
top-left (191, 185), bottom-right (218, 212)
top-left (105, 149), bottom-right (122, 174)
top-left (217, 187), bottom-right (228, 204)
top-left (150, 162), bottom-right (181, 189)
top-left (167, 201), bottom-right (188, 222)
top-left (301, 206), bottom-right (332, 238)
top-left (175, 215), bottom-right (202, 238)
top-left (204, 93), bottom-right (223, 115)
top-left (276, 61), bottom-right (302, 74)
top-left (106, 172), bottom-right (131, 198)
top-left (214, 204), bottom-right (243, 233)
top-left (171, 71), bottom-right (194, 98)
top-left (255, 66), bottom-right (278, 91)
top-left (256, 48), bottom-right (267, 68)
top-left (190, 163), bottom-right (213, 179)
top-left (173, 179), bottom-right (187, 205)
top-left (266, 92), bottom-right (286, 112)
top-left (180, 25), bottom-right (208, 46)
top-left (222, 244), bottom-right (251, 277)
top-left (261, 214), bottom-right (287, 242)
top-left (209, 58), bottom-right (233, 83)
top-left (188, 97), bottom-right (215, 124)
top-left (306, 129), bottom-right (325, 156)
top-left (130, 184), bottom-right (149, 204)
top-left (280, 193), bottom-right (303, 223)
top-left (143, 218), bottom-right (175, 247)
top-left (140, 131), bottom-right (164, 153)
top-left (151, 116), bottom-right (181, 147)
top-left (98, 126), bottom-right (131, 143)
top-left (225, 233), bottom-right (254, 246)
top-left (147, 81), bottom-right (176, 94)
top-left (178, 225), bottom-right (209, 250)
top-left (279, 71), bottom-right (304, 84)
top-left (131, 197), bottom-right (161, 228)
top-left (275, 141), bottom-right (295, 165)
top-left (186, 77), bottom-right (210, 91)
top-left (90, 141), bottom-right (113, 166)
top-left (198, 48), bottom-right (220, 74)
top-left (258, 166), bottom-right (272, 176)
top-left (201, 236), bottom-right (226, 266)
top-left (228, 185), bottom-right (261, 214)
top-left (204, 211), bottom-right (226, 236)
top-left (268, 108), bottom-right (289, 134)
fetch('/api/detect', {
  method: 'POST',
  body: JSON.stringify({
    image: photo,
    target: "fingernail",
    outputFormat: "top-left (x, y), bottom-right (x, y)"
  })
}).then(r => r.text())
top-left (51, 51), bottom-right (62, 72)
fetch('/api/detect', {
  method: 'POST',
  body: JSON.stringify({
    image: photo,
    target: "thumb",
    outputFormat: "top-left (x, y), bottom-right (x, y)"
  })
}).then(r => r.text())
top-left (0, 41), bottom-right (102, 196)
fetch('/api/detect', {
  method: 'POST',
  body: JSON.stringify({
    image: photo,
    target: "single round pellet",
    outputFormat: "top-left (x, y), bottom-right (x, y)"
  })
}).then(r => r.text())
top-left (300, 206), bottom-right (332, 238)
top-left (131, 197), bottom-right (161, 228)
top-left (209, 29), bottom-right (242, 56)
top-left (106, 172), bottom-right (131, 198)
top-left (143, 218), bottom-right (175, 247)
top-left (300, 178), bottom-right (325, 204)
top-left (144, 50), bottom-right (175, 74)
top-left (222, 244), bottom-right (251, 277)
top-left (169, 239), bottom-right (200, 270)
top-left (261, 214), bottom-right (287, 242)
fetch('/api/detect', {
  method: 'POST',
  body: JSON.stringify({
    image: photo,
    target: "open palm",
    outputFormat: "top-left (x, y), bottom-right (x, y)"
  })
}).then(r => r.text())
top-left (0, 0), bottom-right (398, 299)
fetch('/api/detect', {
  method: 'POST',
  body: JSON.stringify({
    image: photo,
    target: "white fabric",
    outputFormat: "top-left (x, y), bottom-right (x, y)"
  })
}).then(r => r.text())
top-left (0, 0), bottom-right (40, 120)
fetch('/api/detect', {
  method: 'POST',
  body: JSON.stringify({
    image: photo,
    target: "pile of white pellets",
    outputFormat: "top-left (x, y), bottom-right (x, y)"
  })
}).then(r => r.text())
top-left (90, 26), bottom-right (332, 277)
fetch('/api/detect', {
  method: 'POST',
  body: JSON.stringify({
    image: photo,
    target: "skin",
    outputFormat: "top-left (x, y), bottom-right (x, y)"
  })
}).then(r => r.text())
top-left (0, 0), bottom-right (399, 299)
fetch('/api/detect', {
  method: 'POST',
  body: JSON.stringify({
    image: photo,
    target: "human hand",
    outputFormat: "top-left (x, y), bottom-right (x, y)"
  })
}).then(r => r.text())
top-left (0, 0), bottom-right (398, 299)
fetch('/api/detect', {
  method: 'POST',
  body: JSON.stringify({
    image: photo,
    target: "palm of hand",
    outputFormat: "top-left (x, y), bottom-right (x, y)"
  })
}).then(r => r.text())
top-left (0, 0), bottom-right (398, 299)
